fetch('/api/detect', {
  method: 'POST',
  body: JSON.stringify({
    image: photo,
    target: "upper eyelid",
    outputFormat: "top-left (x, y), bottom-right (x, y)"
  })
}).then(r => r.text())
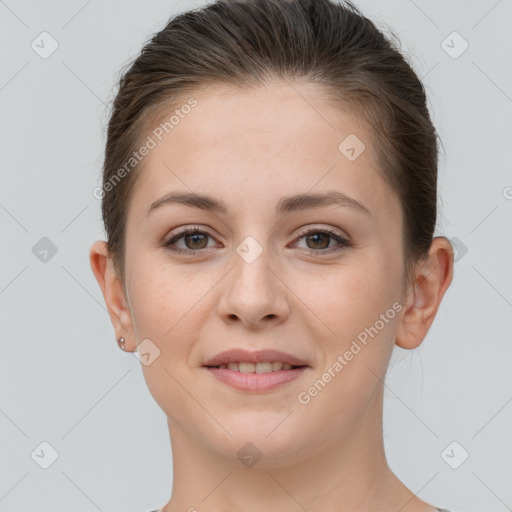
top-left (166, 224), bottom-right (347, 241)
top-left (295, 224), bottom-right (347, 238)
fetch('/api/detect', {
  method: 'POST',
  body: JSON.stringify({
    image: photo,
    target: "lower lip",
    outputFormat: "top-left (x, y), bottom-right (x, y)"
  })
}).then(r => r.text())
top-left (204, 366), bottom-right (309, 391)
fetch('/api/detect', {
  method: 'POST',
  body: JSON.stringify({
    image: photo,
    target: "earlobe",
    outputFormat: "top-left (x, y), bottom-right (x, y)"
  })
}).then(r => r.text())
top-left (395, 236), bottom-right (454, 350)
top-left (89, 240), bottom-right (134, 348)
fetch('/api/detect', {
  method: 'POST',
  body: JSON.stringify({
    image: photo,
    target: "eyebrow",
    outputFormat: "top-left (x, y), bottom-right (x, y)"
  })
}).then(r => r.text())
top-left (145, 190), bottom-right (372, 217)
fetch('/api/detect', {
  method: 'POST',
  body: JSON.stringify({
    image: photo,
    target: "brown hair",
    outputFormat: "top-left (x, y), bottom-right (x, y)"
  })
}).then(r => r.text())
top-left (100, 0), bottom-right (442, 299)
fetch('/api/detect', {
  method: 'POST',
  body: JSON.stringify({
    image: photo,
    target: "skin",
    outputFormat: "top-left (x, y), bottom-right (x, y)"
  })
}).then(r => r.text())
top-left (90, 80), bottom-right (454, 512)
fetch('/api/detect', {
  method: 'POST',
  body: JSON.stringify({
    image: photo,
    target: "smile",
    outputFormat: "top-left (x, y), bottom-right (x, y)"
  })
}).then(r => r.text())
top-left (207, 361), bottom-right (304, 373)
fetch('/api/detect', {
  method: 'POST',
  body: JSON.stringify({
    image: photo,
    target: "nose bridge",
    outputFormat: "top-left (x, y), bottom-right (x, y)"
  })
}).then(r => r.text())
top-left (232, 233), bottom-right (275, 301)
top-left (217, 231), bottom-right (289, 326)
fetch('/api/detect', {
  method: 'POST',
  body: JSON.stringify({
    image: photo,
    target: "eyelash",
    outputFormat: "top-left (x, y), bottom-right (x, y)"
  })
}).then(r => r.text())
top-left (162, 225), bottom-right (351, 257)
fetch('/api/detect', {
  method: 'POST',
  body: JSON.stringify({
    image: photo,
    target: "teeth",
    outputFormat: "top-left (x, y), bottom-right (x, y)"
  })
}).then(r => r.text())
top-left (215, 361), bottom-right (298, 373)
top-left (255, 362), bottom-right (273, 373)
top-left (239, 362), bottom-right (256, 373)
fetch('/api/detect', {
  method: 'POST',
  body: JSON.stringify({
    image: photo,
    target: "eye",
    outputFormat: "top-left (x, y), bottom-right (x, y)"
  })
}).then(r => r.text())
top-left (162, 225), bottom-right (351, 257)
top-left (163, 226), bottom-right (217, 256)
top-left (291, 227), bottom-right (351, 256)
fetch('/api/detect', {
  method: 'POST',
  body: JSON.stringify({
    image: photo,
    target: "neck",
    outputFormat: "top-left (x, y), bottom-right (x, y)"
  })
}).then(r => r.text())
top-left (162, 389), bottom-right (433, 512)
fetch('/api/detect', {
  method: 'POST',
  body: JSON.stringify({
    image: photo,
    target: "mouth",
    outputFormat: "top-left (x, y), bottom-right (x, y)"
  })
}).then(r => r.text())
top-left (202, 349), bottom-right (310, 392)
top-left (204, 361), bottom-right (307, 372)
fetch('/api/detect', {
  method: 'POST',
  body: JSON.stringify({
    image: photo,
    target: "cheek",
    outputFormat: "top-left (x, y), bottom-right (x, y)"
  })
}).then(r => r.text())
top-left (126, 243), bottom-right (199, 326)
top-left (301, 260), bottom-right (400, 391)
top-left (297, 259), bottom-right (398, 339)
top-left (126, 258), bottom-right (223, 376)
top-left (130, 277), bottom-right (179, 334)
top-left (294, 267), bottom-right (398, 429)
top-left (126, 266), bottom-right (204, 419)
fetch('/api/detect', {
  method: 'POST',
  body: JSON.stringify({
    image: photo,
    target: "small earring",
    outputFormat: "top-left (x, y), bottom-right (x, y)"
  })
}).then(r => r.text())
top-left (117, 336), bottom-right (126, 351)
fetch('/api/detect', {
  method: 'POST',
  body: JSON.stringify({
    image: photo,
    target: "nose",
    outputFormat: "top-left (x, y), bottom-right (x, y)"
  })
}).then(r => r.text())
top-left (216, 243), bottom-right (290, 330)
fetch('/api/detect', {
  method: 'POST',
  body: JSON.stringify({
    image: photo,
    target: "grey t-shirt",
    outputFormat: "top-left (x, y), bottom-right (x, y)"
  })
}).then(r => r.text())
top-left (149, 509), bottom-right (452, 512)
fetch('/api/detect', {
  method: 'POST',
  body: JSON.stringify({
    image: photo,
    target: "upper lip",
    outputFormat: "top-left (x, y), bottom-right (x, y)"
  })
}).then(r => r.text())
top-left (203, 348), bottom-right (309, 367)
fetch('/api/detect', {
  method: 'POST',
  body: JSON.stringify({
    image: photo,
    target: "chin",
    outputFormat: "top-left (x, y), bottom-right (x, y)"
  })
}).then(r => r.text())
top-left (204, 418), bottom-right (312, 468)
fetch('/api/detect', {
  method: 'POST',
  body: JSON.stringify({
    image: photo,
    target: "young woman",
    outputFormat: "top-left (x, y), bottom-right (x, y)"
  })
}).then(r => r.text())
top-left (90, 1), bottom-right (454, 511)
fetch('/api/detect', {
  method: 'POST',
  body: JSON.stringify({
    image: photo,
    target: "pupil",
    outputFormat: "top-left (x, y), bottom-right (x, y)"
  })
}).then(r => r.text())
top-left (187, 233), bottom-right (207, 249)
top-left (308, 233), bottom-right (329, 250)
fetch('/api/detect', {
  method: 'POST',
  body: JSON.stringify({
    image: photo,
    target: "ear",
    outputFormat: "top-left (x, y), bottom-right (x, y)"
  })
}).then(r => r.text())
top-left (395, 236), bottom-right (454, 350)
top-left (89, 240), bottom-right (135, 351)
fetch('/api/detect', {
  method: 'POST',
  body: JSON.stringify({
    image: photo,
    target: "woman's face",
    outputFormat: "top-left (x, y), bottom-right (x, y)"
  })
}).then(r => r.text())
top-left (119, 80), bottom-right (409, 465)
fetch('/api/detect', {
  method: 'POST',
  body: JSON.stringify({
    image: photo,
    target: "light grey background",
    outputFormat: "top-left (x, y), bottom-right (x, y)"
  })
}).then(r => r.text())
top-left (1, 1), bottom-right (511, 511)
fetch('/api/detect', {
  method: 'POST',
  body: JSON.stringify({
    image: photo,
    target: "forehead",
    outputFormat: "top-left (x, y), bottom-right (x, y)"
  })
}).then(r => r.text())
top-left (160, 80), bottom-right (370, 159)
top-left (129, 80), bottom-right (400, 227)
